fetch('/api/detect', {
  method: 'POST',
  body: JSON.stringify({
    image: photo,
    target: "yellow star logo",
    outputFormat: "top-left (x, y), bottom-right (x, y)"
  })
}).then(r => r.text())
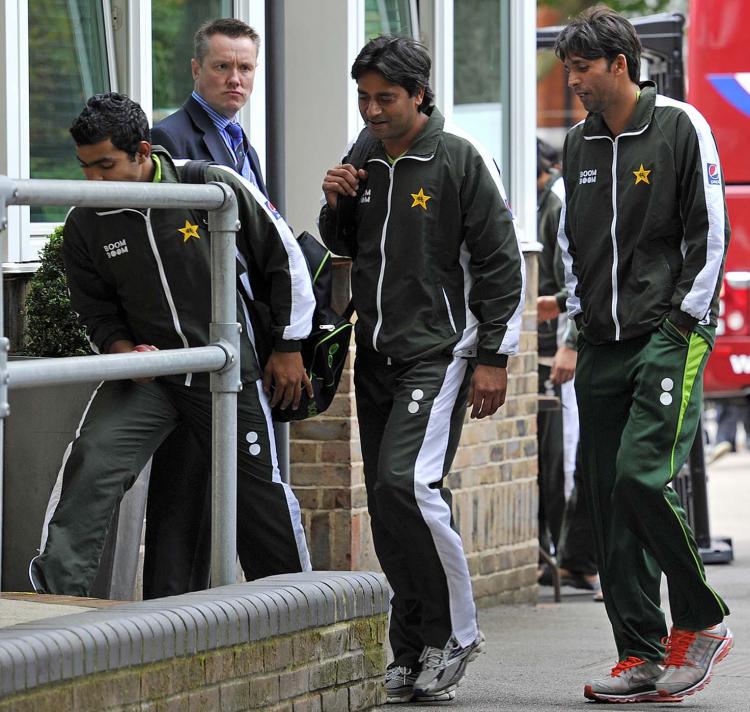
top-left (410, 187), bottom-right (432, 210)
top-left (178, 220), bottom-right (201, 242)
top-left (633, 164), bottom-right (651, 185)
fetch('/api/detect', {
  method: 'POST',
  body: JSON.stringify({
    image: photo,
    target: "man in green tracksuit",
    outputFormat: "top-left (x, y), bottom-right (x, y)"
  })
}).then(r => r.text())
top-left (319, 36), bottom-right (525, 703)
top-left (30, 92), bottom-right (314, 596)
top-left (555, 7), bottom-right (733, 703)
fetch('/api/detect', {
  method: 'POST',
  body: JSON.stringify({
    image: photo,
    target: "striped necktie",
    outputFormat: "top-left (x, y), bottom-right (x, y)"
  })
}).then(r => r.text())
top-left (225, 122), bottom-right (246, 175)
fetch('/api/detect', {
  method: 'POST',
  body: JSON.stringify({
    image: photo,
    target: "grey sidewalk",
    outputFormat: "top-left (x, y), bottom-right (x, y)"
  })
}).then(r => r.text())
top-left (378, 450), bottom-right (750, 711)
top-left (0, 455), bottom-right (746, 710)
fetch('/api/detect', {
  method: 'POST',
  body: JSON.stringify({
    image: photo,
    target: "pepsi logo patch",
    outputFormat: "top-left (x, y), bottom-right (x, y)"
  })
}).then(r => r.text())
top-left (265, 200), bottom-right (282, 220)
top-left (707, 163), bottom-right (721, 185)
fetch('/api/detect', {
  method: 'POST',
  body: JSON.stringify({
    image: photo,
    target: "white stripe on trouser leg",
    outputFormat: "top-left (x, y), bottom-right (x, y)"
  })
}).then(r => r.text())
top-left (29, 382), bottom-right (104, 591)
top-left (413, 357), bottom-right (477, 648)
top-left (561, 377), bottom-right (579, 499)
top-left (255, 380), bottom-right (312, 571)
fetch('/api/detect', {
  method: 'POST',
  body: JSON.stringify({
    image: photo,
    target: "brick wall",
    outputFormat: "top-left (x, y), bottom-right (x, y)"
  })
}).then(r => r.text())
top-left (0, 573), bottom-right (390, 712)
top-left (0, 618), bottom-right (387, 712)
top-left (291, 254), bottom-right (540, 605)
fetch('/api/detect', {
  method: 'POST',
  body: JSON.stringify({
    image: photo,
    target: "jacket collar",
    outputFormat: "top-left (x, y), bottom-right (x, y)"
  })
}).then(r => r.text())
top-left (582, 80), bottom-right (657, 138)
top-left (151, 146), bottom-right (181, 183)
top-left (371, 106), bottom-right (444, 160)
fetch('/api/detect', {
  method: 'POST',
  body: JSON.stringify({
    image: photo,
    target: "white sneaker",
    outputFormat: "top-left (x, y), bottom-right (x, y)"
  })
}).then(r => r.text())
top-left (384, 665), bottom-right (418, 703)
top-left (412, 631), bottom-right (485, 699)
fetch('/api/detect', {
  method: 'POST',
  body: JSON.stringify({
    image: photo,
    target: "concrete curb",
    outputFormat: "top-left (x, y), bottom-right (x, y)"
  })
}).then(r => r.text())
top-left (0, 570), bottom-right (389, 698)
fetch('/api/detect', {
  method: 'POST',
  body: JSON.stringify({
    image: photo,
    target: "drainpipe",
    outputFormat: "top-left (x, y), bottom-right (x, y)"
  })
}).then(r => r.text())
top-left (265, 0), bottom-right (291, 484)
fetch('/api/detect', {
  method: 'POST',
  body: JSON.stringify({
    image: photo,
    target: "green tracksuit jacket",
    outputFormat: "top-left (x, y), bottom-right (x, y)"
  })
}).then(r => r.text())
top-left (318, 107), bottom-right (525, 367)
top-left (558, 82), bottom-right (731, 344)
top-left (62, 148), bottom-right (314, 384)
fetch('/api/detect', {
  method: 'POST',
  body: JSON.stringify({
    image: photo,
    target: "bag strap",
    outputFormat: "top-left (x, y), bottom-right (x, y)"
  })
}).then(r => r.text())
top-left (348, 127), bottom-right (378, 171)
top-left (335, 128), bottom-right (378, 251)
top-left (178, 159), bottom-right (215, 184)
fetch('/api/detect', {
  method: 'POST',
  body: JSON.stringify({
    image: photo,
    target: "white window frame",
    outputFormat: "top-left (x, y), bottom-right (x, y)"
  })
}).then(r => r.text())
top-left (507, 0), bottom-right (537, 248)
top-left (422, 0), bottom-right (454, 121)
top-left (1, 0), bottom-right (118, 268)
top-left (1, 1), bottom-right (30, 266)
top-left (422, 0), bottom-right (536, 247)
top-left (123, 0), bottom-right (150, 115)
top-left (237, 0), bottom-right (267, 179)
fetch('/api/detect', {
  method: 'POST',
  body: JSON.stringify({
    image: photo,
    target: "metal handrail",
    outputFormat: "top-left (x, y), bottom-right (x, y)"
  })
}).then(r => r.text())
top-left (0, 176), bottom-right (242, 590)
top-left (7, 345), bottom-right (229, 389)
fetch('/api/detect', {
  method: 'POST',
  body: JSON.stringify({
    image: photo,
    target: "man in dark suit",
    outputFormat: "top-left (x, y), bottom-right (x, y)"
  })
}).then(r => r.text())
top-left (144, 18), bottom-right (271, 599)
top-left (152, 17), bottom-right (267, 196)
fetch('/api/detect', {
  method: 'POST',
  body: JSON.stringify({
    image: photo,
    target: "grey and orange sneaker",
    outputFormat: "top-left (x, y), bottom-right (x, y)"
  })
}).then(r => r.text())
top-left (412, 631), bottom-right (485, 700)
top-left (583, 657), bottom-right (677, 703)
top-left (656, 623), bottom-right (733, 699)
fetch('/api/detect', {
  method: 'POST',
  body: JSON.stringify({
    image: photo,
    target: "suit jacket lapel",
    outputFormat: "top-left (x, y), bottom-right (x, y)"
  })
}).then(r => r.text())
top-left (184, 96), bottom-right (235, 166)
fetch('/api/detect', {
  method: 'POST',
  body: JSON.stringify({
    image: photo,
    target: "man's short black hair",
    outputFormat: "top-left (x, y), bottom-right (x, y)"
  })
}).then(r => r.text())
top-left (554, 5), bottom-right (641, 84)
top-left (351, 35), bottom-right (435, 112)
top-left (69, 92), bottom-right (150, 158)
top-left (538, 138), bottom-right (559, 170)
top-left (537, 138), bottom-right (559, 178)
top-left (194, 18), bottom-right (260, 64)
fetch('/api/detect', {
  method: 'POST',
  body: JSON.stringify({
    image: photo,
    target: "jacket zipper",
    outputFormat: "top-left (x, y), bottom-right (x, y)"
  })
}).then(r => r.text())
top-left (143, 209), bottom-right (193, 386)
top-left (371, 158), bottom-right (394, 352)
top-left (609, 137), bottom-right (621, 340)
top-left (370, 153), bottom-right (434, 352)
top-left (585, 123), bottom-right (649, 341)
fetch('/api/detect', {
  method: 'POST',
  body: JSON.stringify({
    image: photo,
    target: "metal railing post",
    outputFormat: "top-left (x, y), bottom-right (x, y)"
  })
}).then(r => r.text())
top-left (207, 183), bottom-right (242, 586)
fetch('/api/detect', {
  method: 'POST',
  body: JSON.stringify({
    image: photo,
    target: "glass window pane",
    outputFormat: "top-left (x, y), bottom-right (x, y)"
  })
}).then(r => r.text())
top-left (152, 0), bottom-right (233, 124)
top-left (365, 0), bottom-right (414, 39)
top-left (29, 0), bottom-right (111, 222)
top-left (453, 0), bottom-right (503, 161)
top-left (454, 0), bottom-right (501, 105)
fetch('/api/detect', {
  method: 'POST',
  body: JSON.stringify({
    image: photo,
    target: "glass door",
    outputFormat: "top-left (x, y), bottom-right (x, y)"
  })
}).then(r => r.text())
top-left (28, 0), bottom-right (112, 222)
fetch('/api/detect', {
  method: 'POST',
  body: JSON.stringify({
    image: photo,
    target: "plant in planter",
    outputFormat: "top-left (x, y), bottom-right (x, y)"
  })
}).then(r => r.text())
top-left (23, 224), bottom-right (89, 357)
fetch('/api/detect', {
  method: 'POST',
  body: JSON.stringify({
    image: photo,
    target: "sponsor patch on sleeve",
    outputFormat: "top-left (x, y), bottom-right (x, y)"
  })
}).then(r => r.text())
top-left (265, 200), bottom-right (282, 220)
top-left (707, 163), bottom-right (721, 185)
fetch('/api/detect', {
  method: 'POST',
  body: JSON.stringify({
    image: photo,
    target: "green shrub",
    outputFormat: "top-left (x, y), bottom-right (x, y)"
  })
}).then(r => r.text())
top-left (24, 226), bottom-right (89, 357)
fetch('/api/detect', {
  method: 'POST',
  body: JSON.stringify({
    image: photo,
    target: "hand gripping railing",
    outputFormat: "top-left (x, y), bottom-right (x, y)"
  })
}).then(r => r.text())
top-left (0, 176), bottom-right (242, 590)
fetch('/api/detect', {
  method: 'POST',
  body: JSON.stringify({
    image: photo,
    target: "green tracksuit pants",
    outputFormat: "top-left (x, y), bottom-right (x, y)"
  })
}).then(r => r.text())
top-left (30, 378), bottom-right (311, 596)
top-left (575, 321), bottom-right (729, 662)
top-left (354, 348), bottom-right (477, 667)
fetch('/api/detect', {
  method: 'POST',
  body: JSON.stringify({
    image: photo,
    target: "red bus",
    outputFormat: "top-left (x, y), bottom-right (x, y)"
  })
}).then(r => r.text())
top-left (687, 0), bottom-right (750, 398)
